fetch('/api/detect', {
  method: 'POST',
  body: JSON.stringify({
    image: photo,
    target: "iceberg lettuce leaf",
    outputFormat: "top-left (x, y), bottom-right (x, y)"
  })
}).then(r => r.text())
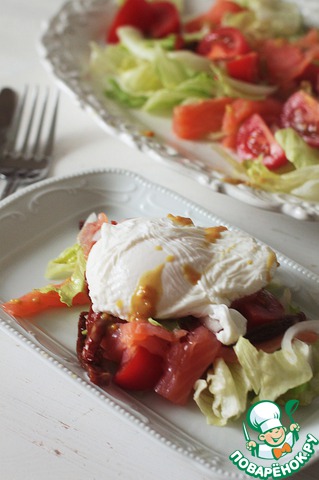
top-left (243, 158), bottom-right (319, 201)
top-left (279, 339), bottom-right (319, 405)
top-left (194, 358), bottom-right (251, 426)
top-left (45, 243), bottom-right (82, 280)
top-left (275, 128), bottom-right (319, 168)
top-left (41, 243), bottom-right (87, 307)
top-left (234, 336), bottom-right (313, 401)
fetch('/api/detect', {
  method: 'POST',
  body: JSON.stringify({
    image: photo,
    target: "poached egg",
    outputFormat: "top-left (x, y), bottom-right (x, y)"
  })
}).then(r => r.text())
top-left (86, 215), bottom-right (278, 345)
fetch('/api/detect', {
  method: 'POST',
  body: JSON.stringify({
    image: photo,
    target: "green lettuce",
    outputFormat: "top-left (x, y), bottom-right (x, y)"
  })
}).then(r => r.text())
top-left (275, 128), bottom-right (319, 168)
top-left (194, 336), bottom-right (317, 426)
top-left (210, 65), bottom-right (277, 100)
top-left (194, 358), bottom-right (251, 426)
top-left (89, 26), bottom-right (275, 114)
top-left (224, 0), bottom-right (303, 40)
top-left (234, 336), bottom-right (313, 401)
top-left (280, 340), bottom-right (319, 405)
top-left (242, 130), bottom-right (319, 201)
top-left (41, 243), bottom-right (87, 307)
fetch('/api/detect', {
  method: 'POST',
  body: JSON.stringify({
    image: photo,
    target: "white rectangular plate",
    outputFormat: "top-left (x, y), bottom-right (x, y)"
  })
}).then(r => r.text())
top-left (38, 0), bottom-right (319, 221)
top-left (1, 168), bottom-right (319, 477)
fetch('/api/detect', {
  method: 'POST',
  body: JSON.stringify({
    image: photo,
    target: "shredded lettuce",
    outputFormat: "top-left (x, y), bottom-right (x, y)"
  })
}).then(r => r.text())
top-left (89, 25), bottom-right (275, 114)
top-left (275, 128), bottom-right (319, 168)
top-left (225, 0), bottom-right (303, 40)
top-left (243, 158), bottom-right (319, 202)
top-left (117, 26), bottom-right (176, 61)
top-left (210, 65), bottom-right (277, 100)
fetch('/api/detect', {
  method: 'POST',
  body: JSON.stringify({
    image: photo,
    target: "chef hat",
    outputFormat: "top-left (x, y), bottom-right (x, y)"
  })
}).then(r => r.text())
top-left (248, 401), bottom-right (282, 433)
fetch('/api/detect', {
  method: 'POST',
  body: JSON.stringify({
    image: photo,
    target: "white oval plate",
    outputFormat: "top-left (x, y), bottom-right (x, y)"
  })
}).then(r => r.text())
top-left (38, 0), bottom-right (319, 221)
top-left (0, 168), bottom-right (319, 477)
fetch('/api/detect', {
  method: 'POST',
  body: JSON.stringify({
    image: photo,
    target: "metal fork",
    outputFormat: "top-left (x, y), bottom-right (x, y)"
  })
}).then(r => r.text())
top-left (0, 86), bottom-right (59, 200)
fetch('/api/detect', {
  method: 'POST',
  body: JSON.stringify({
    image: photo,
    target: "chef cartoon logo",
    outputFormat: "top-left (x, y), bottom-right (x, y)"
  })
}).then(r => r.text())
top-left (229, 399), bottom-right (319, 479)
top-left (244, 400), bottom-right (299, 460)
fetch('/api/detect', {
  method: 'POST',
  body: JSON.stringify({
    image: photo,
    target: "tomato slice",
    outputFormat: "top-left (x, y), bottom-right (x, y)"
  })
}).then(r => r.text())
top-left (226, 51), bottom-right (259, 83)
top-left (106, 0), bottom-right (180, 43)
top-left (113, 346), bottom-right (164, 390)
top-left (2, 289), bottom-right (89, 318)
top-left (281, 90), bottom-right (319, 148)
top-left (197, 27), bottom-right (250, 60)
top-left (230, 289), bottom-right (285, 330)
top-left (172, 97), bottom-right (233, 140)
top-left (236, 113), bottom-right (288, 170)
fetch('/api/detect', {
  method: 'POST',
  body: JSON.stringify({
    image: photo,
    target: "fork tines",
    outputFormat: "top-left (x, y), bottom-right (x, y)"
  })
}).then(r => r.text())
top-left (4, 86), bottom-right (59, 164)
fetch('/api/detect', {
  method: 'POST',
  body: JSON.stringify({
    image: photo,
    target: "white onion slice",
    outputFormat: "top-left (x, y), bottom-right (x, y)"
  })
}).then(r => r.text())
top-left (281, 320), bottom-right (319, 352)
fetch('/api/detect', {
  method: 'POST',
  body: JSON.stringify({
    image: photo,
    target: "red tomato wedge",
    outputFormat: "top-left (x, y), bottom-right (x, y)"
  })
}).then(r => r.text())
top-left (114, 346), bottom-right (164, 390)
top-left (2, 289), bottom-right (89, 318)
top-left (281, 90), bottom-right (319, 148)
top-left (197, 27), bottom-right (250, 60)
top-left (107, 0), bottom-right (154, 43)
top-left (236, 113), bottom-right (288, 170)
top-left (226, 52), bottom-right (259, 83)
top-left (155, 326), bottom-right (221, 405)
top-left (173, 97), bottom-right (233, 140)
top-left (221, 98), bottom-right (283, 149)
top-left (184, 0), bottom-right (245, 32)
top-left (147, 1), bottom-right (180, 39)
top-left (106, 0), bottom-right (180, 43)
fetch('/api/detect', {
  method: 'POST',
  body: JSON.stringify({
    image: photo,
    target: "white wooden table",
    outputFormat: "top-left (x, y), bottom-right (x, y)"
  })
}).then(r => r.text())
top-left (1, 1), bottom-right (318, 478)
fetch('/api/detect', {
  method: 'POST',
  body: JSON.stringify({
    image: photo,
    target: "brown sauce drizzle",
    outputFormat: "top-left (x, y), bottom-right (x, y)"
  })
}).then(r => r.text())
top-left (167, 214), bottom-right (194, 227)
top-left (267, 251), bottom-right (279, 282)
top-left (183, 264), bottom-right (201, 285)
top-left (204, 225), bottom-right (227, 243)
top-left (130, 263), bottom-right (164, 319)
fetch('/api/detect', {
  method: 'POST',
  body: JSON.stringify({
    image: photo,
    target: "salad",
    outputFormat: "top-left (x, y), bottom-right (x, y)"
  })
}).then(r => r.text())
top-left (2, 212), bottom-right (319, 426)
top-left (88, 0), bottom-right (319, 201)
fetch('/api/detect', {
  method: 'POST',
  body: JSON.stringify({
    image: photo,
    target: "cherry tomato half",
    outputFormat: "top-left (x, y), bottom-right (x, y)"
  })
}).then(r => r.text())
top-left (281, 90), bottom-right (319, 148)
top-left (197, 27), bottom-right (250, 60)
top-left (236, 114), bottom-right (288, 170)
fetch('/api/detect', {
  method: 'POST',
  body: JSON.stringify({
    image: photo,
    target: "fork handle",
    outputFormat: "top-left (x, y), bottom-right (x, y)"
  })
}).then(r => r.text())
top-left (0, 173), bottom-right (21, 200)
